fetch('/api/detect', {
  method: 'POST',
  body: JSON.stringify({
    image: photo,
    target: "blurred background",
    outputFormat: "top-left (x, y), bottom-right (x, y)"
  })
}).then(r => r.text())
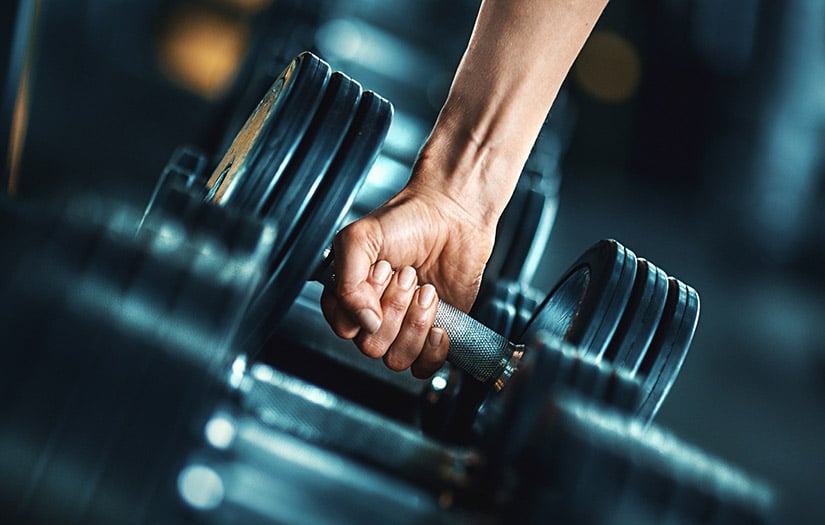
top-left (2, 0), bottom-right (823, 522)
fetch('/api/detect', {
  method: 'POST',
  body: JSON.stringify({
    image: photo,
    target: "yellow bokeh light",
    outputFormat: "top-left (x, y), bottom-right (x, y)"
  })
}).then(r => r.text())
top-left (156, 4), bottom-right (251, 99)
top-left (573, 30), bottom-right (642, 103)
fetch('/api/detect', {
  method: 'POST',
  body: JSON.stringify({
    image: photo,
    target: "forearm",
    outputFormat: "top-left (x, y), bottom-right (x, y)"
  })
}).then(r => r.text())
top-left (412, 0), bottom-right (608, 229)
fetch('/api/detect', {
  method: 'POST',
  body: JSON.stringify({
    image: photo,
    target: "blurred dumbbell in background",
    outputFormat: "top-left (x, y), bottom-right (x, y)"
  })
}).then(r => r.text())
top-left (0, 189), bottom-right (768, 524)
top-left (0, 45), bottom-right (767, 524)
top-left (3, 0), bottom-right (824, 523)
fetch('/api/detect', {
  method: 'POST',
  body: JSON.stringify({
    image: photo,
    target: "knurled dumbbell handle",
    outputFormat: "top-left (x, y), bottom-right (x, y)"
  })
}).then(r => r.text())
top-left (315, 257), bottom-right (524, 390)
top-left (433, 299), bottom-right (523, 389)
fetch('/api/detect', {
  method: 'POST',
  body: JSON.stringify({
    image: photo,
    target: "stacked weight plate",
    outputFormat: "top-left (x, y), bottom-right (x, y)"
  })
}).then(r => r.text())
top-left (520, 239), bottom-right (700, 422)
top-left (0, 197), bottom-right (265, 523)
top-left (505, 395), bottom-right (773, 524)
top-left (422, 239), bottom-right (697, 444)
top-left (144, 52), bottom-right (393, 333)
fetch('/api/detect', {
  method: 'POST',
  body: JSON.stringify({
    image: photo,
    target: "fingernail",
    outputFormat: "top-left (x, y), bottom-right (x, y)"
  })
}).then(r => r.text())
top-left (398, 266), bottom-right (416, 290)
top-left (372, 260), bottom-right (391, 283)
top-left (418, 284), bottom-right (436, 307)
top-left (357, 309), bottom-right (381, 334)
top-left (428, 327), bottom-right (444, 347)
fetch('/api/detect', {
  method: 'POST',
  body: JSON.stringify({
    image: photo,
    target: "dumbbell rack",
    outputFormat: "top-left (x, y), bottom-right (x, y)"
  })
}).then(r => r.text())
top-left (0, 0), bottom-right (776, 520)
top-left (0, 190), bottom-right (772, 524)
top-left (0, 194), bottom-right (771, 524)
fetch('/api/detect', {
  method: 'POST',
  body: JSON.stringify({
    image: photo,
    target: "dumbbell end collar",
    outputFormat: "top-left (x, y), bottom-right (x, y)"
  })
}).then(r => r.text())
top-left (494, 344), bottom-right (525, 392)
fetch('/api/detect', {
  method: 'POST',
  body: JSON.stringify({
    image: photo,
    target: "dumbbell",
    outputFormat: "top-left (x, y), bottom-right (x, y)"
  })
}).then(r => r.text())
top-left (0, 197), bottom-right (265, 523)
top-left (1, 200), bottom-right (755, 525)
top-left (145, 52), bottom-right (698, 418)
top-left (425, 239), bottom-right (698, 440)
top-left (502, 393), bottom-right (774, 524)
top-left (0, 198), bottom-right (477, 524)
top-left (0, 198), bottom-right (765, 524)
top-left (231, 329), bottom-right (772, 525)
top-left (456, 331), bottom-right (773, 523)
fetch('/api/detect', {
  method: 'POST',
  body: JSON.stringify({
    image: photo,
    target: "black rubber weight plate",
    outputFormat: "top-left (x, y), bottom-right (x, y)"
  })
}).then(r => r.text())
top-left (636, 278), bottom-right (700, 423)
top-left (484, 280), bottom-right (519, 337)
top-left (259, 90), bottom-right (392, 325)
top-left (602, 258), bottom-right (669, 374)
top-left (511, 284), bottom-right (542, 340)
top-left (262, 71), bottom-right (362, 268)
top-left (150, 186), bottom-right (276, 262)
top-left (204, 52), bottom-right (331, 209)
top-left (498, 187), bottom-right (553, 283)
top-left (520, 239), bottom-right (637, 360)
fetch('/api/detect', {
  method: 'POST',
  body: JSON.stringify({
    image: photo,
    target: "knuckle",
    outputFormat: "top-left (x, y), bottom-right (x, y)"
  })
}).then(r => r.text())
top-left (336, 282), bottom-right (361, 303)
top-left (358, 337), bottom-right (386, 359)
top-left (337, 219), bottom-right (381, 254)
top-left (384, 292), bottom-right (412, 314)
top-left (406, 315), bottom-right (430, 333)
top-left (336, 289), bottom-right (374, 317)
top-left (383, 352), bottom-right (411, 372)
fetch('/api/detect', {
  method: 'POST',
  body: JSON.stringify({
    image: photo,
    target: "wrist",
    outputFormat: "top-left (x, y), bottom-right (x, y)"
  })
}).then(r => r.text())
top-left (410, 108), bottom-right (525, 231)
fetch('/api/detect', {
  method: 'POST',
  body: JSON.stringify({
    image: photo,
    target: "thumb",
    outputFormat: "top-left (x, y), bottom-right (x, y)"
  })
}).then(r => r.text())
top-left (332, 221), bottom-right (384, 334)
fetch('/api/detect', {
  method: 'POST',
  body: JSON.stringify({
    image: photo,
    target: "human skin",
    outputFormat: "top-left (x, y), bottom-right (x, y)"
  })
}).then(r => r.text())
top-left (321, 0), bottom-right (609, 378)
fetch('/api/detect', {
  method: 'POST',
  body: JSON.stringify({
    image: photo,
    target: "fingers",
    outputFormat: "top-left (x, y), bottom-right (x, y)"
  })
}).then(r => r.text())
top-left (321, 260), bottom-right (393, 339)
top-left (320, 214), bottom-right (455, 376)
top-left (411, 327), bottom-right (450, 379)
top-left (362, 278), bottom-right (448, 378)
top-left (381, 282), bottom-right (438, 369)
top-left (356, 266), bottom-right (419, 358)
top-left (324, 263), bottom-right (451, 377)
top-left (332, 224), bottom-right (385, 335)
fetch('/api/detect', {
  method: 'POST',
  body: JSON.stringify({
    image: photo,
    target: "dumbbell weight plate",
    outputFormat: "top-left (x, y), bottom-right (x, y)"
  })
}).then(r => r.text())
top-left (475, 333), bottom-right (645, 489)
top-left (142, 183), bottom-right (276, 265)
top-left (439, 241), bottom-right (695, 443)
top-left (511, 396), bottom-right (772, 524)
top-left (636, 278), bottom-right (700, 422)
top-left (250, 91), bottom-right (392, 325)
top-left (511, 283), bottom-right (543, 339)
top-left (165, 52), bottom-right (392, 331)
top-left (520, 239), bottom-right (637, 359)
top-left (0, 201), bottom-right (263, 523)
top-left (442, 241), bottom-right (651, 440)
top-left (602, 258), bottom-right (669, 374)
top-left (205, 51), bottom-right (331, 210)
top-left (471, 280), bottom-right (519, 337)
top-left (262, 72), bottom-right (362, 266)
top-left (515, 242), bottom-right (698, 423)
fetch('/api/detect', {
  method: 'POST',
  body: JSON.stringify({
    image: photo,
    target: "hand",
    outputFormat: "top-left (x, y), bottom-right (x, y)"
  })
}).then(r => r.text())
top-left (319, 0), bottom-right (607, 378)
top-left (320, 180), bottom-right (496, 378)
